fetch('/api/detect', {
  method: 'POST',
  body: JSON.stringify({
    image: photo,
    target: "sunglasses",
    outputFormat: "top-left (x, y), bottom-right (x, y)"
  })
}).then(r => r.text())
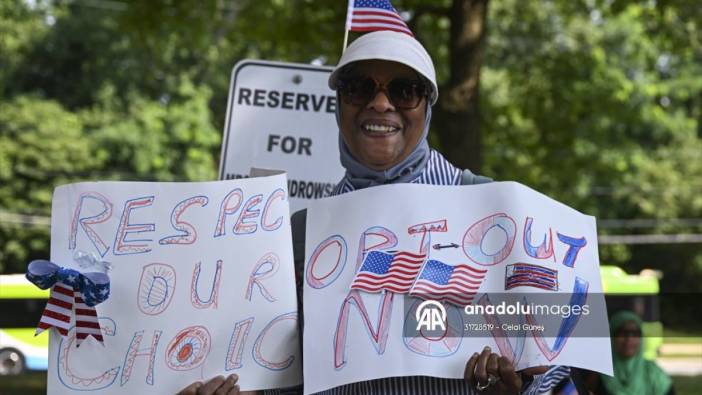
top-left (336, 76), bottom-right (429, 110)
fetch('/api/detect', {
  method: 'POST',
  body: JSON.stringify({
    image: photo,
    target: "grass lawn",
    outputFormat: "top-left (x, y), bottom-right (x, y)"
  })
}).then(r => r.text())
top-left (0, 371), bottom-right (45, 395)
top-left (673, 375), bottom-right (702, 395)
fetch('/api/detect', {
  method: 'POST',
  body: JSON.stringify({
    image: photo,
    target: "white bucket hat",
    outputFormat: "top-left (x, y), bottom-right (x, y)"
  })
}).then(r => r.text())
top-left (328, 31), bottom-right (438, 105)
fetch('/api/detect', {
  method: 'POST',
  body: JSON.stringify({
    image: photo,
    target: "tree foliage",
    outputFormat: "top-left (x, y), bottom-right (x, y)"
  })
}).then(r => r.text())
top-left (0, 96), bottom-right (94, 268)
top-left (478, 0), bottom-right (702, 285)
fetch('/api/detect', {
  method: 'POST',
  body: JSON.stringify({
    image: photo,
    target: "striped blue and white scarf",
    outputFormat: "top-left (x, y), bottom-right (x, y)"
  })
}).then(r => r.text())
top-left (332, 148), bottom-right (462, 195)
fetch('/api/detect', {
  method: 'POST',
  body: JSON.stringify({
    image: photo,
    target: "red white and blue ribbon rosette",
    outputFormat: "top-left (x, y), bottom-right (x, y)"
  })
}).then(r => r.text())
top-left (26, 259), bottom-right (110, 346)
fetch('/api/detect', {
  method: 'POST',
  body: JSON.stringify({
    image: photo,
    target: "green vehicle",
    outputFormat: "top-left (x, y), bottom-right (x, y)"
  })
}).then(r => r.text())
top-left (0, 274), bottom-right (49, 375)
top-left (600, 265), bottom-right (663, 360)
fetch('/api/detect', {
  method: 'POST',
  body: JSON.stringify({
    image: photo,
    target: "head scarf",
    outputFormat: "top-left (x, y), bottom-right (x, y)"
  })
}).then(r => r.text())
top-left (601, 311), bottom-right (672, 395)
top-left (335, 102), bottom-right (432, 189)
top-left (329, 31), bottom-right (460, 192)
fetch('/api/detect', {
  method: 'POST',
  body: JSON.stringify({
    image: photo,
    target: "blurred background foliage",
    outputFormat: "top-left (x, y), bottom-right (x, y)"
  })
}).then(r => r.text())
top-left (0, 0), bottom-right (700, 326)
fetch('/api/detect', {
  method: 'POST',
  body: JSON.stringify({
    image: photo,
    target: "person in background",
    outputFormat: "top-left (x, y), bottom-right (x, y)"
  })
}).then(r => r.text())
top-left (595, 310), bottom-right (674, 395)
top-left (179, 30), bottom-right (572, 395)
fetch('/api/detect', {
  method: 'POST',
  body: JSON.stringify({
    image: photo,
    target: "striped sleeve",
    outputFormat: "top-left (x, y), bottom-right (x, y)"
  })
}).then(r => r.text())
top-left (413, 150), bottom-right (462, 186)
top-left (263, 386), bottom-right (303, 395)
top-left (310, 376), bottom-right (475, 394)
top-left (264, 367), bottom-right (570, 395)
top-left (331, 177), bottom-right (353, 196)
top-left (522, 365), bottom-right (571, 395)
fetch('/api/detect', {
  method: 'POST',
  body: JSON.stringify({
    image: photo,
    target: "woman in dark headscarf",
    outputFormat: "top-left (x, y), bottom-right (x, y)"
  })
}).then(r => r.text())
top-left (597, 311), bottom-right (674, 395)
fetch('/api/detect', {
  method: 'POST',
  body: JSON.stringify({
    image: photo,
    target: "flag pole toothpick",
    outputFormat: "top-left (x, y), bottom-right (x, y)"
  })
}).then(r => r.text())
top-left (342, 29), bottom-right (350, 51)
top-left (342, 0), bottom-right (353, 52)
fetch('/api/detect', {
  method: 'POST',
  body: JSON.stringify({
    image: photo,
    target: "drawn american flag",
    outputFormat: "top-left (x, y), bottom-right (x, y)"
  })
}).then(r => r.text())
top-left (346, 0), bottom-right (413, 37)
top-left (350, 250), bottom-right (427, 293)
top-left (505, 263), bottom-right (558, 291)
top-left (410, 260), bottom-right (487, 306)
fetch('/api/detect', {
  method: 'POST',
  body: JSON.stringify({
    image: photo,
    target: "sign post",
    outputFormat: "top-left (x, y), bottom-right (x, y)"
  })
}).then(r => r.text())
top-left (219, 60), bottom-right (345, 212)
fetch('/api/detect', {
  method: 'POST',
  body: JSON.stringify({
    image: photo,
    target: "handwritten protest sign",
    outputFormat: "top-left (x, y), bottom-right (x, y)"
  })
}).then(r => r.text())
top-left (45, 174), bottom-right (300, 394)
top-left (303, 181), bottom-right (612, 394)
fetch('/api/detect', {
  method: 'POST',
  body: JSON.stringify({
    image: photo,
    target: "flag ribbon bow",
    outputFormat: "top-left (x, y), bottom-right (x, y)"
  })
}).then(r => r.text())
top-left (26, 259), bottom-right (110, 346)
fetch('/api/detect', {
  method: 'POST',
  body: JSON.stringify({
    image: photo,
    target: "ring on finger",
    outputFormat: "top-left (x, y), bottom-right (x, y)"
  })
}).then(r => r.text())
top-left (476, 373), bottom-right (499, 391)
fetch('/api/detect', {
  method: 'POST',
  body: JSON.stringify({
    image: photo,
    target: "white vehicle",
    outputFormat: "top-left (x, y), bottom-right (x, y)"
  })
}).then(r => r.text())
top-left (0, 274), bottom-right (49, 375)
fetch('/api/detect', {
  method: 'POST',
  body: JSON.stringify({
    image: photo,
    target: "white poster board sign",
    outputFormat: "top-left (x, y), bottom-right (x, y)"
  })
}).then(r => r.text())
top-left (46, 174), bottom-right (301, 394)
top-left (219, 60), bottom-right (345, 212)
top-left (303, 182), bottom-right (612, 394)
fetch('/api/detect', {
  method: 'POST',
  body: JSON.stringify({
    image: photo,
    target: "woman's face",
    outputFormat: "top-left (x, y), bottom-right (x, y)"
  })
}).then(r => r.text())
top-left (338, 60), bottom-right (427, 171)
top-left (613, 320), bottom-right (642, 359)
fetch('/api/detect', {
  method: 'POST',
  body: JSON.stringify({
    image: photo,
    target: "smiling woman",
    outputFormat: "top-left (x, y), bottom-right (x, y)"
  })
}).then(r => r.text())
top-left (336, 60), bottom-right (428, 171)
top-left (328, 31), bottom-right (467, 195)
top-left (179, 30), bottom-right (570, 395)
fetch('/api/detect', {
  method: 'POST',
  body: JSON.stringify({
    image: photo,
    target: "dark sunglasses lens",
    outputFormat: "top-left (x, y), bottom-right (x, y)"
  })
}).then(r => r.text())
top-left (340, 78), bottom-right (376, 105)
top-left (339, 77), bottom-right (426, 108)
top-left (388, 79), bottom-right (424, 109)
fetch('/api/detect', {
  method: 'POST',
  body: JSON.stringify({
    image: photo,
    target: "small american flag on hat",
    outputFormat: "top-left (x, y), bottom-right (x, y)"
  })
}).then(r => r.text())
top-left (346, 0), bottom-right (413, 37)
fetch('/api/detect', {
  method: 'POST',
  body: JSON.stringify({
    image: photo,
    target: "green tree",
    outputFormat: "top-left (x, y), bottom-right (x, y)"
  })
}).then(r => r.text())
top-left (0, 1), bottom-right (222, 272)
top-left (477, 1), bottom-right (702, 324)
top-left (0, 96), bottom-right (96, 272)
top-left (83, 79), bottom-right (220, 182)
top-left (0, 0), bottom-right (51, 94)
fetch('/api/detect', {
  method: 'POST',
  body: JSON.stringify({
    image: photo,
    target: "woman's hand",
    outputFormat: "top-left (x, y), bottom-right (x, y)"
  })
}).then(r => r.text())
top-left (176, 374), bottom-right (259, 395)
top-left (464, 346), bottom-right (549, 394)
